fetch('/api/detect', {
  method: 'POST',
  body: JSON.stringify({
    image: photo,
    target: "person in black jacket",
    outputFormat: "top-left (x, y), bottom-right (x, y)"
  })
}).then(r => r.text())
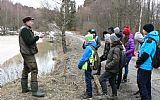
top-left (19, 16), bottom-right (45, 97)
top-left (94, 31), bottom-right (110, 75)
top-left (90, 29), bottom-right (101, 50)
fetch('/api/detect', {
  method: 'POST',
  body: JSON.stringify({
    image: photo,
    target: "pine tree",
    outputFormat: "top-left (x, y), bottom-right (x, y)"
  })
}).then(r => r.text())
top-left (68, 0), bottom-right (76, 30)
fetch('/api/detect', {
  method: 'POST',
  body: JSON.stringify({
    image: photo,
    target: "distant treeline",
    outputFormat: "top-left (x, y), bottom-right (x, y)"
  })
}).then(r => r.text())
top-left (0, 0), bottom-right (56, 35)
top-left (76, 0), bottom-right (160, 36)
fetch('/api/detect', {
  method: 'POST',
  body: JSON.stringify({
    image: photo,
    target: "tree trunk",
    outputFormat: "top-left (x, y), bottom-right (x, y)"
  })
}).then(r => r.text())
top-left (139, 0), bottom-right (143, 32)
top-left (147, 0), bottom-right (151, 23)
top-left (62, 29), bottom-right (67, 53)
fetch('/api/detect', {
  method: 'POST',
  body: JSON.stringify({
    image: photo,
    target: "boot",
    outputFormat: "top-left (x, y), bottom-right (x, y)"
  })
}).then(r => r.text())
top-left (81, 93), bottom-right (92, 100)
top-left (21, 78), bottom-right (29, 93)
top-left (111, 94), bottom-right (118, 100)
top-left (31, 81), bottom-right (45, 97)
top-left (123, 75), bottom-right (127, 82)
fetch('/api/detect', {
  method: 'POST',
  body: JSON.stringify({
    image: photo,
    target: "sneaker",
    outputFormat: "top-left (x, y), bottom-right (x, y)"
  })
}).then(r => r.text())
top-left (121, 79), bottom-right (127, 83)
top-left (111, 95), bottom-right (118, 100)
top-left (81, 94), bottom-right (92, 100)
top-left (101, 94), bottom-right (112, 99)
top-left (123, 75), bottom-right (127, 82)
top-left (82, 96), bottom-right (92, 100)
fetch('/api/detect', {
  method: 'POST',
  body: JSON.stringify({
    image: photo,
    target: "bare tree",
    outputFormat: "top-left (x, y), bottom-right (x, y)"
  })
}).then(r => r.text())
top-left (139, 0), bottom-right (144, 32)
top-left (0, 0), bottom-right (57, 35)
top-left (76, 0), bottom-right (160, 35)
top-left (41, 0), bottom-right (76, 53)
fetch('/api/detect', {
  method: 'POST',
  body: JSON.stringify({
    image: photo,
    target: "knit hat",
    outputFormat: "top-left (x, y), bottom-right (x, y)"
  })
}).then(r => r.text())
top-left (122, 25), bottom-right (130, 36)
top-left (134, 32), bottom-right (144, 43)
top-left (104, 34), bottom-right (111, 42)
top-left (143, 24), bottom-right (154, 33)
top-left (108, 27), bottom-right (114, 33)
top-left (115, 32), bottom-right (123, 40)
top-left (110, 33), bottom-right (120, 43)
top-left (88, 29), bottom-right (91, 33)
top-left (114, 27), bottom-right (120, 34)
top-left (85, 34), bottom-right (94, 42)
top-left (22, 16), bottom-right (34, 23)
top-left (103, 31), bottom-right (108, 35)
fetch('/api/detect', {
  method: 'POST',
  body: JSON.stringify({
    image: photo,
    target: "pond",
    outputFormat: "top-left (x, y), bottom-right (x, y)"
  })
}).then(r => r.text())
top-left (0, 41), bottom-right (56, 86)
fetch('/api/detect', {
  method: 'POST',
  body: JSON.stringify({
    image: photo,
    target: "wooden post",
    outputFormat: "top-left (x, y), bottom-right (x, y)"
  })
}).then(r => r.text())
top-left (92, 75), bottom-right (102, 95)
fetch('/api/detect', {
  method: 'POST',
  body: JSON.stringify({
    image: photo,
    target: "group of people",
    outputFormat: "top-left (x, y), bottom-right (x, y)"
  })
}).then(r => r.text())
top-left (78, 24), bottom-right (160, 100)
top-left (18, 16), bottom-right (159, 99)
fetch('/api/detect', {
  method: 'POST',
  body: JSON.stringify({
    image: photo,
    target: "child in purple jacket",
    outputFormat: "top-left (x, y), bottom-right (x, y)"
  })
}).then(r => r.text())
top-left (122, 26), bottom-right (134, 82)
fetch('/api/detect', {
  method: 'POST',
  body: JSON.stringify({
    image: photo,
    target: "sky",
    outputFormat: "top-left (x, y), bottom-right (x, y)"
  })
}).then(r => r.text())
top-left (11, 0), bottom-right (85, 8)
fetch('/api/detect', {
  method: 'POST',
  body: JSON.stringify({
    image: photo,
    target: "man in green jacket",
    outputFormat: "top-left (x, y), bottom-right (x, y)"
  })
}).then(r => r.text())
top-left (19, 16), bottom-right (45, 97)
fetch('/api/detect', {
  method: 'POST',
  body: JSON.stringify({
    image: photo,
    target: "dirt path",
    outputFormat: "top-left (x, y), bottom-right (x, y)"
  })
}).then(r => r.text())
top-left (1, 32), bottom-right (160, 100)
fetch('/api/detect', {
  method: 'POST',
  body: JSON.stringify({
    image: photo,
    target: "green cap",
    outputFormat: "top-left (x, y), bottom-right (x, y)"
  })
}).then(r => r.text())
top-left (85, 34), bottom-right (93, 41)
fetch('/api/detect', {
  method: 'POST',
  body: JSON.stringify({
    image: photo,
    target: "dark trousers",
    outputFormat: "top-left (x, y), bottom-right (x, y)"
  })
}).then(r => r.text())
top-left (99, 71), bottom-right (117, 95)
top-left (21, 54), bottom-right (38, 82)
top-left (137, 68), bottom-right (152, 100)
top-left (96, 55), bottom-right (107, 73)
top-left (84, 69), bottom-right (92, 97)
top-left (116, 67), bottom-right (123, 89)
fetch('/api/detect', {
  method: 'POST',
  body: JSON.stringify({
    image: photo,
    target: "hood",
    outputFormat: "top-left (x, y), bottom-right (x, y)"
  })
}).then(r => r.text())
top-left (129, 33), bottom-right (134, 39)
top-left (116, 44), bottom-right (123, 51)
top-left (146, 31), bottom-right (159, 43)
top-left (87, 41), bottom-right (97, 48)
top-left (112, 41), bottom-right (123, 50)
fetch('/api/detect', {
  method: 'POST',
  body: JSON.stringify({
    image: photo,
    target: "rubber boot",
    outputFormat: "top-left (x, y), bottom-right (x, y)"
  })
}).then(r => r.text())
top-left (31, 81), bottom-right (45, 97)
top-left (21, 78), bottom-right (29, 93)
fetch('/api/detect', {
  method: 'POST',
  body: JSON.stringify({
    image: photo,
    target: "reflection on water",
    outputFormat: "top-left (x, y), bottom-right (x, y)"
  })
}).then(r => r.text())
top-left (0, 41), bottom-right (56, 86)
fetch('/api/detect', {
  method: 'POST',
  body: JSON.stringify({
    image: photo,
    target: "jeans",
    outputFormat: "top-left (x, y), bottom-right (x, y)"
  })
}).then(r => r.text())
top-left (99, 71), bottom-right (117, 95)
top-left (137, 68), bottom-right (152, 100)
top-left (84, 69), bottom-right (92, 97)
top-left (123, 57), bottom-right (132, 78)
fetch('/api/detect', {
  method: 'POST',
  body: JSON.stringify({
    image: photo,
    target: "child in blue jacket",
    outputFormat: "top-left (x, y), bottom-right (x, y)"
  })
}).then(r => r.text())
top-left (78, 34), bottom-right (96, 99)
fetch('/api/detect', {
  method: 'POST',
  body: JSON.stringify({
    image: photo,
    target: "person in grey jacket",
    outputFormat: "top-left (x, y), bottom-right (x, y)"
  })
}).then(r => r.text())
top-left (99, 33), bottom-right (123, 99)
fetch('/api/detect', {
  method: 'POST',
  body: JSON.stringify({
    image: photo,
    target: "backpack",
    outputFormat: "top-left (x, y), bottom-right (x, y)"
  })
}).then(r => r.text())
top-left (119, 50), bottom-right (127, 69)
top-left (89, 46), bottom-right (100, 70)
top-left (95, 36), bottom-right (101, 48)
top-left (150, 38), bottom-right (160, 68)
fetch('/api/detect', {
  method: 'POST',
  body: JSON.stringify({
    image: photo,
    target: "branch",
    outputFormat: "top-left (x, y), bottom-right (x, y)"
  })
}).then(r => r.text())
top-left (52, 0), bottom-right (62, 5)
top-left (62, 19), bottom-right (72, 31)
